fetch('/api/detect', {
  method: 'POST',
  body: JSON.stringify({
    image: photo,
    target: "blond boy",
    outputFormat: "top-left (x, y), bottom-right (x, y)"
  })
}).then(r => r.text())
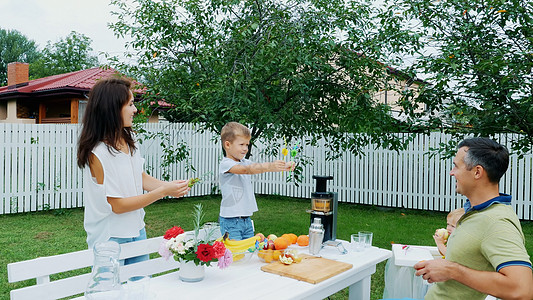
top-left (218, 122), bottom-right (294, 240)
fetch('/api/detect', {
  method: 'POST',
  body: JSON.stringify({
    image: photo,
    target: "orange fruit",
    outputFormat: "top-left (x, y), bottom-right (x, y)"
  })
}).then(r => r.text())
top-left (272, 250), bottom-right (282, 260)
top-left (274, 237), bottom-right (290, 250)
top-left (297, 235), bottom-right (309, 246)
top-left (281, 233), bottom-right (298, 244)
top-left (280, 234), bottom-right (292, 243)
top-left (287, 233), bottom-right (298, 244)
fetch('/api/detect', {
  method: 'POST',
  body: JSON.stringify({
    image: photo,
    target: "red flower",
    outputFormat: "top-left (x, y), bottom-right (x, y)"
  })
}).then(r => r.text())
top-left (212, 241), bottom-right (226, 258)
top-left (196, 243), bottom-right (215, 262)
top-left (164, 226), bottom-right (184, 239)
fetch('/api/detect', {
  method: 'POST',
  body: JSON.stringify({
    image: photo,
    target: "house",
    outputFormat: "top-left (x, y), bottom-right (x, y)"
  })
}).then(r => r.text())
top-left (374, 66), bottom-right (427, 121)
top-left (338, 49), bottom-right (428, 120)
top-left (0, 62), bottom-right (162, 124)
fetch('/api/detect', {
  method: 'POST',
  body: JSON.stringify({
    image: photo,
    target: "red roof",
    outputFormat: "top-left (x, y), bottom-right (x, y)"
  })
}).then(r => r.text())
top-left (0, 67), bottom-right (170, 109)
top-left (0, 67), bottom-right (121, 95)
top-left (0, 67), bottom-right (148, 99)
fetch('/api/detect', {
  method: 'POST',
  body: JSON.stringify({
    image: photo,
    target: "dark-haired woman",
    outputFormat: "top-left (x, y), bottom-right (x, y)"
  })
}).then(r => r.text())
top-left (77, 77), bottom-right (189, 264)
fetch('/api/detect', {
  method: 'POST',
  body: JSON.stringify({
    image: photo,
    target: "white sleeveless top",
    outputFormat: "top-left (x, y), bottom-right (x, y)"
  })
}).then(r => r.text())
top-left (83, 142), bottom-right (145, 249)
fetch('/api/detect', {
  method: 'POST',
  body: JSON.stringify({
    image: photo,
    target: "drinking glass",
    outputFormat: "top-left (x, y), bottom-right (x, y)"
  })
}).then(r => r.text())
top-left (350, 234), bottom-right (364, 252)
top-left (127, 275), bottom-right (150, 300)
top-left (358, 231), bottom-right (373, 248)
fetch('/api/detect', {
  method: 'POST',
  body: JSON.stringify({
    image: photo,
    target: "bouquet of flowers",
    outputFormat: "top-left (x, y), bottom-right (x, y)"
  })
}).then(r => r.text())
top-left (158, 204), bottom-right (232, 269)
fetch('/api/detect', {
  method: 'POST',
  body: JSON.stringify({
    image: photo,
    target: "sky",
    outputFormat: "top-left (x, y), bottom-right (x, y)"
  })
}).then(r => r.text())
top-left (0, 0), bottom-right (131, 63)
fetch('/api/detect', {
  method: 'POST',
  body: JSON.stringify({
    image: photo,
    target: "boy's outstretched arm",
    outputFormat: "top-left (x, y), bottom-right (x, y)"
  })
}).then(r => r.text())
top-left (228, 160), bottom-right (295, 175)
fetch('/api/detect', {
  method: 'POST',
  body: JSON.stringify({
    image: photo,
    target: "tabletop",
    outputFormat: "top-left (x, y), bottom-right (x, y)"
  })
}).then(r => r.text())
top-left (146, 241), bottom-right (390, 300)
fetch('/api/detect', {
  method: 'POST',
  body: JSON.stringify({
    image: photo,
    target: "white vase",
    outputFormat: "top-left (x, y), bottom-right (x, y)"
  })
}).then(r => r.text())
top-left (178, 261), bottom-right (205, 282)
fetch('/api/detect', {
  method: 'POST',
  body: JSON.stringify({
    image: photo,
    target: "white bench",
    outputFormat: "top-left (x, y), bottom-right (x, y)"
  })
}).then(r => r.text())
top-left (7, 236), bottom-right (179, 300)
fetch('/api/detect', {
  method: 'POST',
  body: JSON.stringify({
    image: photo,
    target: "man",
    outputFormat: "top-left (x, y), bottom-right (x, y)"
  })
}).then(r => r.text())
top-left (414, 137), bottom-right (533, 300)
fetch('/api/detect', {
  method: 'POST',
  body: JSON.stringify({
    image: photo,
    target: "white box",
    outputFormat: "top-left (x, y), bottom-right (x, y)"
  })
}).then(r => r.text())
top-left (392, 244), bottom-right (436, 267)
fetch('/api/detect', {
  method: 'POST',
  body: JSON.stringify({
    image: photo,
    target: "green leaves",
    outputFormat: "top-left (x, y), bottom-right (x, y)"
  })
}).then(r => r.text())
top-left (379, 0), bottom-right (533, 154)
top-left (0, 29), bottom-right (95, 83)
top-left (30, 31), bottom-right (98, 79)
top-left (110, 0), bottom-right (438, 162)
top-left (0, 28), bottom-right (41, 85)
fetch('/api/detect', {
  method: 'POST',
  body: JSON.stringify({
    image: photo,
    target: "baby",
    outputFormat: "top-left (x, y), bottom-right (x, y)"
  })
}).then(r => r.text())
top-left (433, 207), bottom-right (465, 256)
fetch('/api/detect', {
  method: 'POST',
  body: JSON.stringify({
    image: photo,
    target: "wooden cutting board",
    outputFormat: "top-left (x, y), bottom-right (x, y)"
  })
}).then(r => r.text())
top-left (260, 254), bottom-right (352, 284)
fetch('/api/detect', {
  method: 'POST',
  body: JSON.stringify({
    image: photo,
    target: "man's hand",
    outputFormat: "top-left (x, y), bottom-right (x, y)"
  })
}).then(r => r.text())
top-left (414, 258), bottom-right (454, 283)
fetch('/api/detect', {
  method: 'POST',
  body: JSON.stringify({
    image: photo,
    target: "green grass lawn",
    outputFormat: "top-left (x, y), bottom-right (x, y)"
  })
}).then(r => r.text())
top-left (1, 195), bottom-right (532, 300)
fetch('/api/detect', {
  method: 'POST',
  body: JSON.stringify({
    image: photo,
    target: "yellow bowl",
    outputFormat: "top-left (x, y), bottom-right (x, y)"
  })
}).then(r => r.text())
top-left (257, 249), bottom-right (286, 263)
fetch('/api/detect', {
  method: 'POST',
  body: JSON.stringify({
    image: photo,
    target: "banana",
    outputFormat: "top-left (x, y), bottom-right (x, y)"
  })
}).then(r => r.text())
top-left (223, 235), bottom-right (260, 247)
top-left (225, 244), bottom-right (254, 253)
top-left (223, 237), bottom-right (260, 254)
top-left (227, 247), bottom-right (248, 254)
top-left (225, 241), bottom-right (255, 250)
top-left (214, 235), bottom-right (255, 253)
top-left (224, 241), bottom-right (256, 250)
top-left (225, 243), bottom-right (256, 253)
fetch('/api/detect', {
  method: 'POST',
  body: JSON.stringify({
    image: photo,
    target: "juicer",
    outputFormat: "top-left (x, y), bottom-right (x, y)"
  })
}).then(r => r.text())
top-left (307, 175), bottom-right (338, 242)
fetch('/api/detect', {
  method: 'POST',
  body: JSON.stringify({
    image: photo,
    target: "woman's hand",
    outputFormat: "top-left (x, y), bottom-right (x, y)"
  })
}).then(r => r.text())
top-left (142, 173), bottom-right (189, 198)
top-left (165, 180), bottom-right (190, 198)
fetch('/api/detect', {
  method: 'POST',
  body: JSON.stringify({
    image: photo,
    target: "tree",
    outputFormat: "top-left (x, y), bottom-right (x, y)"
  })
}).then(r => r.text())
top-left (0, 28), bottom-right (41, 85)
top-left (378, 0), bottom-right (533, 155)
top-left (31, 31), bottom-right (99, 79)
top-left (110, 0), bottom-right (420, 160)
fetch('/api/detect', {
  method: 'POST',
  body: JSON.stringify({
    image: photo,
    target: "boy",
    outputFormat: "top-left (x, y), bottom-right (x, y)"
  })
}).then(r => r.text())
top-left (433, 207), bottom-right (465, 256)
top-left (219, 122), bottom-right (295, 240)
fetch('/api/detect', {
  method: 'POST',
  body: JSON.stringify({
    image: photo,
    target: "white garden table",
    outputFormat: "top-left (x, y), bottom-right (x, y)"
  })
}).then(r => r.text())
top-left (76, 240), bottom-right (391, 300)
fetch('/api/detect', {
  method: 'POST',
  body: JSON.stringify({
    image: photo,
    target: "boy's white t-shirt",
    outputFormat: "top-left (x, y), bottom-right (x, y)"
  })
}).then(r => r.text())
top-left (219, 157), bottom-right (258, 218)
top-left (83, 142), bottom-right (145, 249)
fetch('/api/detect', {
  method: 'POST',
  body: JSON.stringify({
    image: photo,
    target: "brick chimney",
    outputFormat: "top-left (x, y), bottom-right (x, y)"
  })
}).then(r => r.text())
top-left (7, 62), bottom-right (29, 86)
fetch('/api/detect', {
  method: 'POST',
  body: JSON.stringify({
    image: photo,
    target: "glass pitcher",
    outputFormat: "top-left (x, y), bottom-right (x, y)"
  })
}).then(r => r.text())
top-left (85, 241), bottom-right (122, 299)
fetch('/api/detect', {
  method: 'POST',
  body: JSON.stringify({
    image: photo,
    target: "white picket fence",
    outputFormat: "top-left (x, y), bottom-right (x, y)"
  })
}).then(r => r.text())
top-left (1, 123), bottom-right (532, 220)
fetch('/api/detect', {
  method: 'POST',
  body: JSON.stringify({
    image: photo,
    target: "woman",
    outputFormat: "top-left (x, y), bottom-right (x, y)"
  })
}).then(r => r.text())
top-left (77, 77), bottom-right (189, 264)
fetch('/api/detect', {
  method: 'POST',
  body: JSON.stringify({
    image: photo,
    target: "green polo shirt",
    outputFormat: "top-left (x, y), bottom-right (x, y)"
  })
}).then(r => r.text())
top-left (425, 194), bottom-right (531, 300)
